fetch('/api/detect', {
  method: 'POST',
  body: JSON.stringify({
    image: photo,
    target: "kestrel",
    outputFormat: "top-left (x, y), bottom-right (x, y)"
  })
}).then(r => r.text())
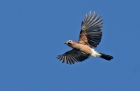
top-left (57, 11), bottom-right (113, 64)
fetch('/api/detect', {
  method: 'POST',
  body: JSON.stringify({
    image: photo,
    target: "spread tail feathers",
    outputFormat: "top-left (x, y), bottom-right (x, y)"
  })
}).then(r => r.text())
top-left (99, 53), bottom-right (113, 61)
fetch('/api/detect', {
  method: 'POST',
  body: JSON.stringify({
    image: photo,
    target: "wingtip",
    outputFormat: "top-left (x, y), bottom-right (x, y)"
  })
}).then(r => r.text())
top-left (89, 11), bottom-right (91, 14)
top-left (93, 11), bottom-right (95, 15)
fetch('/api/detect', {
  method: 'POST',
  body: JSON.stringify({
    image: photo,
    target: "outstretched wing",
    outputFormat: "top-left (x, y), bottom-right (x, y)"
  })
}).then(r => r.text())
top-left (57, 49), bottom-right (89, 64)
top-left (78, 11), bottom-right (103, 48)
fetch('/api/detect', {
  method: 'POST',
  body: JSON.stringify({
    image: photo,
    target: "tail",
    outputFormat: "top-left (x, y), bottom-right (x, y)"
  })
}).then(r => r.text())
top-left (99, 53), bottom-right (113, 61)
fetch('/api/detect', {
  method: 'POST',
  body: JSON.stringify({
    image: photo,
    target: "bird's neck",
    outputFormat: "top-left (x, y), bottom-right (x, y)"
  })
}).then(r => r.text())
top-left (70, 42), bottom-right (81, 49)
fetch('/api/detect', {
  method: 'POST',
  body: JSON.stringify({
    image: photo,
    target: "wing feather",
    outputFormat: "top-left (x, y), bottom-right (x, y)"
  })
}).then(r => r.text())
top-left (57, 49), bottom-right (89, 64)
top-left (78, 11), bottom-right (103, 48)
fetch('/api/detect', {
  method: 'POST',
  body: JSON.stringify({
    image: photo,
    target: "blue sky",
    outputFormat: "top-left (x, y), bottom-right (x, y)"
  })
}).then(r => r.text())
top-left (0, 0), bottom-right (140, 91)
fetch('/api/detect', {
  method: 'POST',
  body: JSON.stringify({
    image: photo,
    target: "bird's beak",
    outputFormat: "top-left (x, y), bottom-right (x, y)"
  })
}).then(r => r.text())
top-left (64, 42), bottom-right (67, 44)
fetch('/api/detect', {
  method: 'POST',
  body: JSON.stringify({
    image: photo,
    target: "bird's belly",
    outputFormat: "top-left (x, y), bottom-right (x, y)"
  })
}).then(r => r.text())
top-left (79, 47), bottom-right (91, 55)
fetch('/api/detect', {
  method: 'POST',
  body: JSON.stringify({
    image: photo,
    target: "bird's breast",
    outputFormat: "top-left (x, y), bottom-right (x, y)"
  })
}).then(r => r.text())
top-left (78, 44), bottom-right (92, 55)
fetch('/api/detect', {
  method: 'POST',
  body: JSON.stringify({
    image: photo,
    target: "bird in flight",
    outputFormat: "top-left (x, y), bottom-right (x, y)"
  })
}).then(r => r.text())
top-left (57, 11), bottom-right (113, 64)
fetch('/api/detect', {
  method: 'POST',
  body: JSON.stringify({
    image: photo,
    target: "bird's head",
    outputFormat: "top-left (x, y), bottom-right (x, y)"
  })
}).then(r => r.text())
top-left (64, 40), bottom-right (76, 47)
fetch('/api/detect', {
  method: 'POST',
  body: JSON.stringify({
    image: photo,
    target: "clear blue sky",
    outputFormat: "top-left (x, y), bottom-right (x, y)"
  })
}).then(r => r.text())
top-left (0, 0), bottom-right (140, 91)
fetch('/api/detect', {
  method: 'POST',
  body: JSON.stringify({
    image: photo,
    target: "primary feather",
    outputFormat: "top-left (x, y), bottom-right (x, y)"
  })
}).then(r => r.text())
top-left (79, 11), bottom-right (103, 48)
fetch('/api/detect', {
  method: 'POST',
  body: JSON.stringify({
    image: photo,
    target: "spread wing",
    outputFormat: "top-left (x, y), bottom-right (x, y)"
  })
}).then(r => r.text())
top-left (78, 11), bottom-right (103, 48)
top-left (57, 49), bottom-right (89, 64)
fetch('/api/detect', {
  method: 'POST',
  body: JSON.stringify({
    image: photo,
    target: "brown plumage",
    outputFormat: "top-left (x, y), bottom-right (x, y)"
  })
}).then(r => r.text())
top-left (57, 11), bottom-right (113, 64)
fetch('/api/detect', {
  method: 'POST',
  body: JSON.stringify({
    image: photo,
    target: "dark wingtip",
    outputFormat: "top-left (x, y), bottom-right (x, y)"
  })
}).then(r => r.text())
top-left (57, 55), bottom-right (75, 65)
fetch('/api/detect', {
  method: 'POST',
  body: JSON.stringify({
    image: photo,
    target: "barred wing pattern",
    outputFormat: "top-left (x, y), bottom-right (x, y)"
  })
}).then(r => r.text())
top-left (57, 49), bottom-right (89, 64)
top-left (79, 11), bottom-right (103, 48)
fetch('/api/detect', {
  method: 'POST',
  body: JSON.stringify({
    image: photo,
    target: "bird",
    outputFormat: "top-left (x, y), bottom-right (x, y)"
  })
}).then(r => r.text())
top-left (57, 11), bottom-right (113, 64)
